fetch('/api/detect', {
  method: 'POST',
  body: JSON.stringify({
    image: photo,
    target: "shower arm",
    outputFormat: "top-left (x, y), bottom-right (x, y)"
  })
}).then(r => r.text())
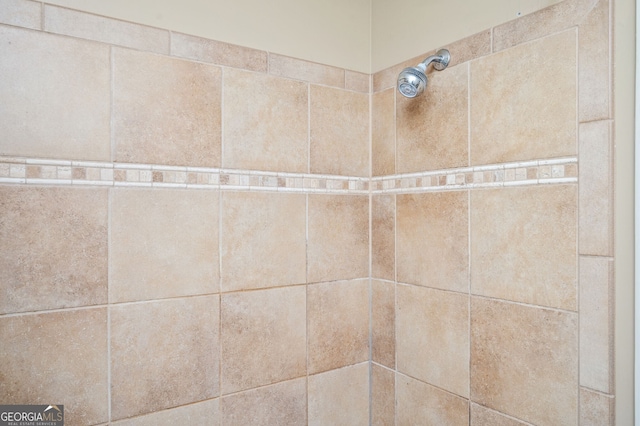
top-left (418, 49), bottom-right (451, 72)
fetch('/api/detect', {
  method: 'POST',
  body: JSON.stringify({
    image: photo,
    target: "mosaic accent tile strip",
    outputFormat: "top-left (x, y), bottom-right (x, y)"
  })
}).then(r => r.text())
top-left (0, 157), bottom-right (370, 194)
top-left (0, 156), bottom-right (577, 194)
top-left (370, 157), bottom-right (578, 193)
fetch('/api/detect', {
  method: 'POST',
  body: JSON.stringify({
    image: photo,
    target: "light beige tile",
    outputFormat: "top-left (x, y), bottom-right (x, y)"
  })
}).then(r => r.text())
top-left (580, 256), bottom-right (613, 392)
top-left (110, 189), bottom-right (218, 303)
top-left (308, 195), bottom-right (369, 283)
top-left (170, 32), bottom-right (267, 72)
top-left (470, 403), bottom-right (528, 426)
top-left (397, 284), bottom-right (469, 398)
top-left (372, 364), bottom-right (395, 426)
top-left (269, 53), bottom-right (344, 87)
top-left (0, 26), bottom-right (110, 161)
top-left (579, 120), bottom-right (613, 256)
top-left (397, 63), bottom-right (468, 172)
top-left (492, 0), bottom-right (598, 52)
top-left (470, 185), bottom-right (577, 310)
top-left (223, 69), bottom-right (308, 172)
top-left (221, 192), bottom-right (306, 292)
top-left (580, 387), bottom-right (614, 426)
top-left (372, 89), bottom-right (396, 176)
top-left (579, 0), bottom-right (611, 121)
top-left (308, 280), bottom-right (369, 374)
top-left (471, 30), bottom-right (577, 165)
top-left (220, 287), bottom-right (306, 394)
top-left (0, 0), bottom-right (41, 29)
top-left (308, 363), bottom-right (370, 426)
top-left (372, 195), bottom-right (395, 281)
top-left (345, 70), bottom-right (370, 93)
top-left (0, 309), bottom-right (108, 426)
top-left (0, 187), bottom-right (107, 314)
top-left (396, 373), bottom-right (469, 426)
top-left (372, 280), bottom-right (395, 368)
top-left (441, 30), bottom-right (492, 68)
top-left (111, 399), bottom-right (219, 426)
top-left (111, 296), bottom-right (220, 420)
top-left (113, 48), bottom-right (221, 167)
top-left (221, 378), bottom-right (306, 425)
top-left (310, 85), bottom-right (369, 176)
top-left (471, 297), bottom-right (578, 426)
top-left (44, 5), bottom-right (169, 54)
top-left (397, 192), bottom-right (468, 292)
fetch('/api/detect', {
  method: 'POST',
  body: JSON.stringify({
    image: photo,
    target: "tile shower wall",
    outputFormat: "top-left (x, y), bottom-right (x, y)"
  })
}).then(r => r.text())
top-left (371, 0), bottom-right (614, 425)
top-left (0, 1), bottom-right (616, 426)
top-left (0, 2), bottom-right (370, 425)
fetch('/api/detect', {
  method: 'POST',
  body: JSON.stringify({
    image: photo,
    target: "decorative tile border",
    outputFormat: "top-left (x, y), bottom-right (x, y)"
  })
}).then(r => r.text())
top-left (0, 157), bottom-right (369, 194)
top-left (0, 156), bottom-right (577, 194)
top-left (370, 157), bottom-right (578, 193)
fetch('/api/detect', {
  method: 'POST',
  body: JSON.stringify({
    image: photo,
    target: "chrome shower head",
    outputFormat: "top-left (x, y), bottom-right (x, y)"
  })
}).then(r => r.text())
top-left (397, 49), bottom-right (451, 98)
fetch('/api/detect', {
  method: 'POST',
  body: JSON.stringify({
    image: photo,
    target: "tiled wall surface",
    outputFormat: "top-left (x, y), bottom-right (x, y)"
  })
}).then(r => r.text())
top-left (0, 1), bottom-right (371, 425)
top-left (371, 0), bottom-right (614, 425)
top-left (0, 0), bottom-right (614, 425)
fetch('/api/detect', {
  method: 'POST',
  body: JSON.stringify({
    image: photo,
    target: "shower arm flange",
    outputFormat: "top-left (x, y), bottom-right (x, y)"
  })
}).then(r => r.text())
top-left (419, 49), bottom-right (451, 72)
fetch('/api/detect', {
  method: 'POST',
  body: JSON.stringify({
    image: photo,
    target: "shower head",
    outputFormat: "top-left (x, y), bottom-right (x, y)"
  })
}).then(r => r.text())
top-left (397, 49), bottom-right (451, 98)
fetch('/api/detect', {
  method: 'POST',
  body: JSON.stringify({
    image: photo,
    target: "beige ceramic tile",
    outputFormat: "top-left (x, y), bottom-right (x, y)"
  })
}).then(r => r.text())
top-left (110, 189), bottom-right (219, 303)
top-left (308, 280), bottom-right (369, 374)
top-left (471, 297), bottom-right (578, 426)
top-left (372, 280), bottom-right (395, 368)
top-left (580, 256), bottom-right (613, 392)
top-left (0, 187), bottom-right (107, 314)
top-left (171, 32), bottom-right (267, 72)
top-left (396, 284), bottom-right (469, 398)
top-left (0, 0), bottom-right (41, 29)
top-left (372, 364), bottom-right (395, 426)
top-left (492, 0), bottom-right (598, 52)
top-left (44, 5), bottom-right (169, 54)
top-left (372, 195), bottom-right (395, 281)
top-left (0, 309), bottom-right (108, 426)
top-left (470, 403), bottom-right (528, 426)
top-left (111, 296), bottom-right (220, 420)
top-left (308, 363), bottom-right (370, 426)
top-left (579, 120), bottom-right (613, 256)
top-left (580, 387), bottom-right (614, 426)
top-left (223, 69), bottom-right (308, 172)
top-left (396, 373), bottom-right (469, 426)
top-left (0, 26), bottom-right (110, 161)
top-left (221, 192), bottom-right (306, 292)
top-left (396, 192), bottom-right (468, 292)
top-left (307, 195), bottom-right (369, 283)
top-left (441, 30), bottom-right (492, 68)
top-left (471, 30), bottom-right (577, 165)
top-left (220, 287), bottom-right (306, 394)
top-left (397, 63), bottom-right (468, 172)
top-left (310, 85), bottom-right (369, 176)
top-left (470, 185), bottom-right (577, 310)
top-left (221, 378), bottom-right (306, 425)
top-left (269, 53), bottom-right (344, 87)
top-left (111, 399), bottom-right (219, 426)
top-left (345, 70), bottom-right (370, 93)
top-left (372, 88), bottom-right (396, 176)
top-left (579, 0), bottom-right (611, 122)
top-left (113, 48), bottom-right (222, 167)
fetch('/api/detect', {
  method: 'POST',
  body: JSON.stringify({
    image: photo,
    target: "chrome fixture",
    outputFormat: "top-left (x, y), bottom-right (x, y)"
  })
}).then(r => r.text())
top-left (397, 49), bottom-right (451, 98)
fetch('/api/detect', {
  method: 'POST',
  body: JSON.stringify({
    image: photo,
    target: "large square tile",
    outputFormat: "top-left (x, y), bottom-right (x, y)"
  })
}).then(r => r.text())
top-left (110, 296), bottom-right (219, 420)
top-left (0, 186), bottom-right (108, 314)
top-left (220, 287), bottom-right (306, 394)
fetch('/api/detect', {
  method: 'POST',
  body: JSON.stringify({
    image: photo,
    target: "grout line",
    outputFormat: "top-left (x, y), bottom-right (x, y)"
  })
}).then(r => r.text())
top-left (107, 187), bottom-right (112, 423)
